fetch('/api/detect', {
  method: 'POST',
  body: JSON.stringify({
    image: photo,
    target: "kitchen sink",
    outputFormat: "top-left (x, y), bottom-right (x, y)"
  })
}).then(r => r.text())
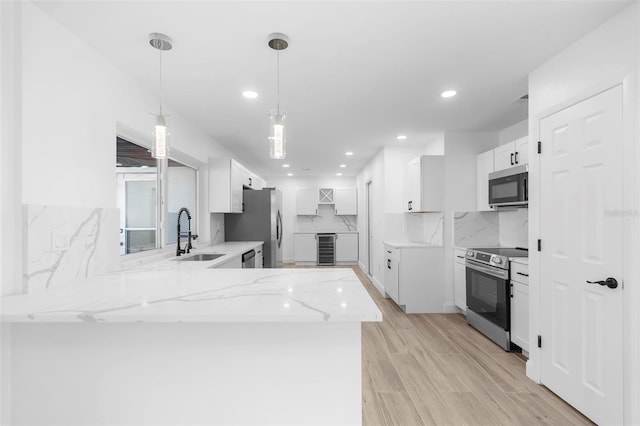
top-left (175, 253), bottom-right (224, 262)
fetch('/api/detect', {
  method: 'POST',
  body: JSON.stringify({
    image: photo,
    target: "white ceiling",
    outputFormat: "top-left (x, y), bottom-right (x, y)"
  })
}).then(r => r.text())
top-left (34, 0), bottom-right (631, 178)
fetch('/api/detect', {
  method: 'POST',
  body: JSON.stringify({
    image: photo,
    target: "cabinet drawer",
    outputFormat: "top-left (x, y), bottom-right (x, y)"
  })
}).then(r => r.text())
top-left (510, 262), bottom-right (529, 285)
top-left (384, 246), bottom-right (398, 260)
top-left (454, 248), bottom-right (467, 264)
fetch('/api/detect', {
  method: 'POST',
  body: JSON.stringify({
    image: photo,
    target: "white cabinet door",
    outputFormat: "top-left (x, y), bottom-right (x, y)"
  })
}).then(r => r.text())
top-left (255, 246), bottom-right (263, 268)
top-left (296, 189), bottom-right (318, 215)
top-left (514, 136), bottom-right (528, 166)
top-left (230, 161), bottom-right (244, 213)
top-left (209, 158), bottom-right (243, 213)
top-left (510, 280), bottom-right (529, 352)
top-left (334, 188), bottom-right (357, 215)
top-left (476, 149), bottom-right (495, 211)
top-left (216, 255), bottom-right (242, 268)
top-left (403, 158), bottom-right (421, 212)
top-left (384, 254), bottom-right (399, 304)
top-left (403, 156), bottom-right (444, 212)
top-left (494, 141), bottom-right (516, 172)
top-left (453, 249), bottom-right (467, 311)
top-left (336, 233), bottom-right (358, 262)
top-left (294, 234), bottom-right (317, 262)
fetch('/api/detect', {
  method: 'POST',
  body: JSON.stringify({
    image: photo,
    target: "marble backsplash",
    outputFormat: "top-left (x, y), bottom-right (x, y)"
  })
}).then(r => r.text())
top-left (499, 209), bottom-right (529, 248)
top-left (453, 209), bottom-right (528, 249)
top-left (385, 212), bottom-right (444, 246)
top-left (296, 204), bottom-right (357, 232)
top-left (453, 211), bottom-right (500, 247)
top-left (24, 204), bottom-right (120, 294)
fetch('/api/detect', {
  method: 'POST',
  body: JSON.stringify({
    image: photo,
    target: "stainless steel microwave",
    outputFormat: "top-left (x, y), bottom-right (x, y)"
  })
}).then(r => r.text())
top-left (488, 164), bottom-right (528, 208)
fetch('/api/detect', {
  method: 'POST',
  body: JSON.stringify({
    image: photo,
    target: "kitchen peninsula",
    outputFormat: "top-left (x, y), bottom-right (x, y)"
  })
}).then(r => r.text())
top-left (2, 258), bottom-right (382, 425)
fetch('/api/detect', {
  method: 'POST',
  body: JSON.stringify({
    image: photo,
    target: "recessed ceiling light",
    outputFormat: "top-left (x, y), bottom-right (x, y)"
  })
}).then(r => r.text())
top-left (339, 164), bottom-right (346, 168)
top-left (345, 151), bottom-right (353, 156)
top-left (242, 90), bottom-right (259, 99)
top-left (336, 173), bottom-right (342, 176)
top-left (441, 90), bottom-right (457, 98)
top-left (282, 164), bottom-right (290, 168)
top-left (397, 135), bottom-right (407, 140)
top-left (287, 173), bottom-right (293, 176)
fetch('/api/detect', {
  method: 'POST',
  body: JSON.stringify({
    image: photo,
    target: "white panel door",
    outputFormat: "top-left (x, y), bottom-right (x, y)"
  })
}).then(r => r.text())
top-left (539, 86), bottom-right (623, 425)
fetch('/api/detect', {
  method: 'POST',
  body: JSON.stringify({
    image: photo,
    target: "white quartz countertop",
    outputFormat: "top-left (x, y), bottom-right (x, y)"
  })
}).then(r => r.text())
top-left (1, 267), bottom-right (383, 324)
top-left (510, 257), bottom-right (529, 265)
top-left (294, 231), bottom-right (359, 234)
top-left (383, 241), bottom-right (442, 248)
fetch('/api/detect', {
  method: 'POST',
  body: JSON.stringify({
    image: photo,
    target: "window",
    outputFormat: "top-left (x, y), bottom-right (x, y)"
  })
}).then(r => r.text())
top-left (116, 137), bottom-right (198, 255)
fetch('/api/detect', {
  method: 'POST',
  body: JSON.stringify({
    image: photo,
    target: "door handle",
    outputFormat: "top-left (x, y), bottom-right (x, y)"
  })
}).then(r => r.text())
top-left (510, 153), bottom-right (514, 166)
top-left (586, 277), bottom-right (618, 289)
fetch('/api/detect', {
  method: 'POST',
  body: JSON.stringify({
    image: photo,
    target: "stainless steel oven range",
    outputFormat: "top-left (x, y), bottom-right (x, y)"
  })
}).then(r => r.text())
top-left (465, 247), bottom-right (528, 351)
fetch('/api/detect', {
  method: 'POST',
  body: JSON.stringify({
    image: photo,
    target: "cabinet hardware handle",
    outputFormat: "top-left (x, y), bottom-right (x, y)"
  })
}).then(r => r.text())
top-left (514, 151), bottom-right (519, 164)
top-left (456, 255), bottom-right (464, 259)
top-left (249, 177), bottom-right (252, 186)
top-left (387, 250), bottom-right (392, 254)
top-left (510, 153), bottom-right (514, 166)
top-left (516, 272), bottom-right (529, 277)
top-left (387, 259), bottom-right (391, 269)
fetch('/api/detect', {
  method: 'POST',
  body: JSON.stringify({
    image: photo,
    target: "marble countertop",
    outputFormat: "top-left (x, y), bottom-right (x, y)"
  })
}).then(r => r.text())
top-left (383, 241), bottom-right (443, 249)
top-left (294, 231), bottom-right (359, 234)
top-left (1, 266), bottom-right (383, 324)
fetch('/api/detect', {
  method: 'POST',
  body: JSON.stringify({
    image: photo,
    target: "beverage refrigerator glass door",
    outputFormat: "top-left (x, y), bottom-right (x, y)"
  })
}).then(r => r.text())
top-left (488, 164), bottom-right (528, 207)
top-left (466, 259), bottom-right (510, 331)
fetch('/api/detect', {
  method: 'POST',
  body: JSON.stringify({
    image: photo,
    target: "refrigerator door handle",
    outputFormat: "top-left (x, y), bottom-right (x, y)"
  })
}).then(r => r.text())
top-left (276, 210), bottom-right (283, 248)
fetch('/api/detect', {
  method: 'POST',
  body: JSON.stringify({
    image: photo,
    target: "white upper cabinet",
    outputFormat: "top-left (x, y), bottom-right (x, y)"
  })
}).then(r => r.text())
top-left (403, 155), bottom-right (444, 212)
top-left (209, 157), bottom-right (265, 213)
top-left (296, 189), bottom-right (318, 215)
top-left (334, 188), bottom-right (357, 215)
top-left (477, 149), bottom-right (495, 211)
top-left (494, 136), bottom-right (529, 172)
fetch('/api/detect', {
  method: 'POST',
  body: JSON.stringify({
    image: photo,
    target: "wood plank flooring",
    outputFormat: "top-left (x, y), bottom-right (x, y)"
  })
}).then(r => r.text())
top-left (290, 265), bottom-right (593, 426)
top-left (349, 266), bottom-right (595, 426)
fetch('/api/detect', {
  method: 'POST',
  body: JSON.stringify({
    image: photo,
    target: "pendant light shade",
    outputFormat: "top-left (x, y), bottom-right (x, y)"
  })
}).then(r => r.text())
top-left (269, 113), bottom-right (286, 159)
top-left (149, 32), bottom-right (173, 160)
top-left (268, 33), bottom-right (289, 160)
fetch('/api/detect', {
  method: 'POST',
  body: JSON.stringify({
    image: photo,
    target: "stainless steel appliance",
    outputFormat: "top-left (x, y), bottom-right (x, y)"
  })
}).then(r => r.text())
top-left (225, 188), bottom-right (283, 268)
top-left (241, 250), bottom-right (255, 268)
top-left (488, 164), bottom-right (528, 208)
top-left (465, 247), bottom-right (528, 351)
top-left (317, 233), bottom-right (336, 266)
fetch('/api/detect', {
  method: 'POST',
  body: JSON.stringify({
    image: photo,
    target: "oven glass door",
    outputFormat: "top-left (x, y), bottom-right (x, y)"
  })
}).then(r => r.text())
top-left (466, 261), bottom-right (510, 330)
top-left (489, 173), bottom-right (526, 205)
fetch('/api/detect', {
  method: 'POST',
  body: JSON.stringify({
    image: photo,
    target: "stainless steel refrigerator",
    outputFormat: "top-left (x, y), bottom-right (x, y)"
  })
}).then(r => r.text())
top-left (224, 188), bottom-right (283, 268)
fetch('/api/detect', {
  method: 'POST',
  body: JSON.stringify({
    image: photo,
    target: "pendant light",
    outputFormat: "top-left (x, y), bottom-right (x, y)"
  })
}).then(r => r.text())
top-left (267, 33), bottom-right (289, 160)
top-left (149, 32), bottom-right (173, 160)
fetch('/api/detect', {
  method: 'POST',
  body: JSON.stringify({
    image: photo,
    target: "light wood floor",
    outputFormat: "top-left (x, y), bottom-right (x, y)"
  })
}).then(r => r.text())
top-left (347, 266), bottom-right (594, 426)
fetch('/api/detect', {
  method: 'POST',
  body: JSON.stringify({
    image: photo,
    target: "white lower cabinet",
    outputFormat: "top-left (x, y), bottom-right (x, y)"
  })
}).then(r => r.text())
top-left (255, 247), bottom-right (263, 268)
top-left (336, 233), bottom-right (358, 263)
top-left (294, 234), bottom-right (317, 263)
top-left (453, 248), bottom-right (467, 312)
top-left (510, 261), bottom-right (529, 353)
top-left (216, 255), bottom-right (242, 269)
top-left (383, 243), bottom-right (445, 313)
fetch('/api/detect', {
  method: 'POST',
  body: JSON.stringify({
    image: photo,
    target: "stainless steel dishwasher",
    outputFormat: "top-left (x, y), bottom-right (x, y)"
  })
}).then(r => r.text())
top-left (241, 249), bottom-right (256, 268)
top-left (317, 233), bottom-right (336, 266)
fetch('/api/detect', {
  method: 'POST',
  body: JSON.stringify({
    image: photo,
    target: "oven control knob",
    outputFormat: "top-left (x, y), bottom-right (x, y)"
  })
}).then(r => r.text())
top-left (467, 250), bottom-right (474, 257)
top-left (493, 257), bottom-right (502, 264)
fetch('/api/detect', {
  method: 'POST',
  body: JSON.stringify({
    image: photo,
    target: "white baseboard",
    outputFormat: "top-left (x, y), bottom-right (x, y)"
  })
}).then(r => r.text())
top-left (356, 263), bottom-right (385, 296)
top-left (443, 302), bottom-right (461, 314)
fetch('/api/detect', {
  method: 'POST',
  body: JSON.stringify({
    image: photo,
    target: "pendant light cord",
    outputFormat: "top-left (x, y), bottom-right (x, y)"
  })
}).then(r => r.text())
top-left (276, 49), bottom-right (280, 115)
top-left (159, 49), bottom-right (163, 116)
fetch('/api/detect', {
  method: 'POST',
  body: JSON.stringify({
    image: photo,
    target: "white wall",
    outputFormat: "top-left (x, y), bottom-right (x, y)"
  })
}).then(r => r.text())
top-left (266, 176), bottom-right (357, 263)
top-left (356, 149), bottom-right (385, 290)
top-left (528, 3), bottom-right (639, 424)
top-left (499, 119), bottom-right (528, 145)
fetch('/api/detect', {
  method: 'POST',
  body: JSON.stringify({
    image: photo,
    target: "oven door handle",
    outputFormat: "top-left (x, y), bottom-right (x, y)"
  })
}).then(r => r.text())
top-left (465, 259), bottom-right (509, 280)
